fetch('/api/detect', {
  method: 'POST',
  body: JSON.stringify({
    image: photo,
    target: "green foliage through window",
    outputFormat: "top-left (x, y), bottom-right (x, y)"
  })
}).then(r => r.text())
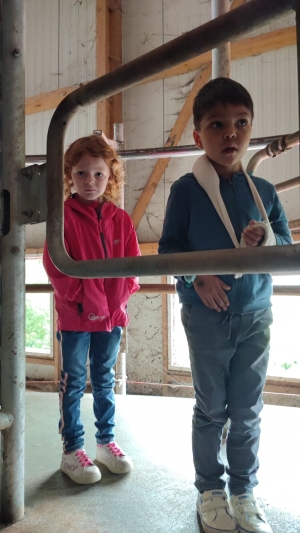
top-left (26, 297), bottom-right (50, 350)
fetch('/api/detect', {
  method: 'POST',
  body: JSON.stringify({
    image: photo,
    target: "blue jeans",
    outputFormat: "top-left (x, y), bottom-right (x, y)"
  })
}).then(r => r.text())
top-left (57, 328), bottom-right (122, 453)
top-left (181, 304), bottom-right (272, 496)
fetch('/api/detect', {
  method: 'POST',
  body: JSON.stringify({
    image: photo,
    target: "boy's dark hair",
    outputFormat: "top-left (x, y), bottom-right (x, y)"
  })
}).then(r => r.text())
top-left (193, 77), bottom-right (254, 131)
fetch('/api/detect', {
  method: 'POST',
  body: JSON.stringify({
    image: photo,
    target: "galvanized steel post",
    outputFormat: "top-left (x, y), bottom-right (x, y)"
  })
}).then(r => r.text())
top-left (0, 0), bottom-right (26, 524)
top-left (211, 0), bottom-right (231, 78)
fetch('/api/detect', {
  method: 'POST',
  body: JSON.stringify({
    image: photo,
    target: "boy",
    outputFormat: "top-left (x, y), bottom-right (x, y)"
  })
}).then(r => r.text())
top-left (158, 78), bottom-right (292, 533)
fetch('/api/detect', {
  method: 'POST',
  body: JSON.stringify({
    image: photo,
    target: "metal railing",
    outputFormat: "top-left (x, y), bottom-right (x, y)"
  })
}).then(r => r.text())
top-left (25, 134), bottom-right (294, 164)
top-left (25, 284), bottom-right (300, 296)
top-left (46, 0), bottom-right (299, 281)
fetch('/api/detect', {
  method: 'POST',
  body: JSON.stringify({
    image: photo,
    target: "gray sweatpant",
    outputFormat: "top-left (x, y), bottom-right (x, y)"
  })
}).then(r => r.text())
top-left (181, 304), bottom-right (273, 496)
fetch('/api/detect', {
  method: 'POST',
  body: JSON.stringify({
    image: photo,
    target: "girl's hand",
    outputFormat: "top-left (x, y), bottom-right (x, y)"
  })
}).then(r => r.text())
top-left (242, 220), bottom-right (265, 247)
top-left (193, 275), bottom-right (231, 312)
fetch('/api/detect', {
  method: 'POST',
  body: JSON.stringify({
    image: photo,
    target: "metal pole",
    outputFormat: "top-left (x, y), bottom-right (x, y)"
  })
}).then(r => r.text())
top-left (25, 135), bottom-right (293, 164)
top-left (247, 131), bottom-right (300, 172)
top-left (113, 123), bottom-right (127, 396)
top-left (24, 283), bottom-right (300, 296)
top-left (211, 0), bottom-right (231, 78)
top-left (45, 0), bottom-right (297, 279)
top-left (275, 176), bottom-right (300, 193)
top-left (0, 0), bottom-right (25, 524)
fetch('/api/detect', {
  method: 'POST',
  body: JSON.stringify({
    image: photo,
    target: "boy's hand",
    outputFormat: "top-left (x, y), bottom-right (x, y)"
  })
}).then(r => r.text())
top-left (193, 275), bottom-right (231, 312)
top-left (242, 220), bottom-right (265, 247)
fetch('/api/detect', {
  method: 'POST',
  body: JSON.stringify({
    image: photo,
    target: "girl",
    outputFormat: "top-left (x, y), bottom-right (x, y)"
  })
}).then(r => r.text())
top-left (43, 134), bottom-right (140, 485)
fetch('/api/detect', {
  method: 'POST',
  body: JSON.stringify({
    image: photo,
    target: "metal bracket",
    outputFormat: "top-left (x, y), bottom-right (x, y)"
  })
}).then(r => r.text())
top-left (18, 163), bottom-right (47, 225)
top-left (0, 411), bottom-right (14, 431)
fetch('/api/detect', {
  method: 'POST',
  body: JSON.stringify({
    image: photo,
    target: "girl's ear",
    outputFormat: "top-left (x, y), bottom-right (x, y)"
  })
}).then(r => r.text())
top-left (193, 130), bottom-right (203, 149)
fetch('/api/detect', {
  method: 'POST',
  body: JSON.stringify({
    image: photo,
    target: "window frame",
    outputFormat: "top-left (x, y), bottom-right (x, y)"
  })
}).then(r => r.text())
top-left (25, 251), bottom-right (55, 365)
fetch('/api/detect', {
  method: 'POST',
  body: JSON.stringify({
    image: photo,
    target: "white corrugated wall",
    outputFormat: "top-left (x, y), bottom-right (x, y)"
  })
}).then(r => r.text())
top-left (23, 0), bottom-right (299, 387)
top-left (25, 0), bottom-right (97, 248)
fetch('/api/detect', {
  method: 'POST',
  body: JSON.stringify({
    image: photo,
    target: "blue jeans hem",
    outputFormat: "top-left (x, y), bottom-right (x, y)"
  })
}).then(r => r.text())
top-left (96, 438), bottom-right (115, 445)
top-left (64, 443), bottom-right (84, 454)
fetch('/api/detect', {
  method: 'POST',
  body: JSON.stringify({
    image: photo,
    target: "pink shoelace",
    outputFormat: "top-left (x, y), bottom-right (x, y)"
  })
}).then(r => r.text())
top-left (106, 442), bottom-right (124, 457)
top-left (75, 449), bottom-right (93, 467)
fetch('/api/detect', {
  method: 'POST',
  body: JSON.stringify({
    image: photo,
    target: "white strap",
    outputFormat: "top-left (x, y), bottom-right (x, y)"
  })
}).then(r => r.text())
top-left (192, 155), bottom-right (241, 248)
top-left (192, 155), bottom-right (276, 277)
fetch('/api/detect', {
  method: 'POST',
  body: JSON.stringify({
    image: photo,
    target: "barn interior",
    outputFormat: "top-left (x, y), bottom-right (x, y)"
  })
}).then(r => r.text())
top-left (0, 1), bottom-right (300, 532)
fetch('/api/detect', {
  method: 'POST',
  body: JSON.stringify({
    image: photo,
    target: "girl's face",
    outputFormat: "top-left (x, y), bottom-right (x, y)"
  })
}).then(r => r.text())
top-left (70, 153), bottom-right (110, 203)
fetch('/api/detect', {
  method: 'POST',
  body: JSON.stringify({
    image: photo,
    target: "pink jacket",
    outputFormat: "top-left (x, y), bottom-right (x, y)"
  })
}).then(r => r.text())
top-left (43, 196), bottom-right (140, 332)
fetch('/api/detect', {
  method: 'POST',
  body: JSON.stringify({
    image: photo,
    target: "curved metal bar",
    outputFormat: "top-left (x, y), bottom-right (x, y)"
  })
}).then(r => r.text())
top-left (276, 176), bottom-right (300, 193)
top-left (247, 131), bottom-right (300, 173)
top-left (43, 244), bottom-right (300, 278)
top-left (46, 0), bottom-right (297, 278)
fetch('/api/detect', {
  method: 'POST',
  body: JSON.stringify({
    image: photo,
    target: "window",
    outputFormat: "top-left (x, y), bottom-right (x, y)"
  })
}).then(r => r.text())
top-left (168, 277), bottom-right (190, 371)
top-left (25, 256), bottom-right (53, 358)
top-left (168, 275), bottom-right (300, 378)
top-left (268, 275), bottom-right (300, 378)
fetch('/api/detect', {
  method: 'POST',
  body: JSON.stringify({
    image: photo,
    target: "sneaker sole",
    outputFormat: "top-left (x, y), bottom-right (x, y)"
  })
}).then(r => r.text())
top-left (96, 456), bottom-right (132, 475)
top-left (61, 466), bottom-right (101, 484)
top-left (235, 526), bottom-right (273, 533)
top-left (198, 513), bottom-right (239, 533)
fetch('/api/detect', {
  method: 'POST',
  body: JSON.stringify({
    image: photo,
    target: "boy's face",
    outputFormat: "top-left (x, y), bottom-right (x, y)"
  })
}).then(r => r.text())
top-left (71, 153), bottom-right (110, 203)
top-left (193, 103), bottom-right (252, 178)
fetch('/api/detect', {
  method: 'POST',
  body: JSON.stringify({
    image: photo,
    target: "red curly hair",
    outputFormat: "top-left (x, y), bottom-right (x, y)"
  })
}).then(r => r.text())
top-left (64, 134), bottom-right (124, 204)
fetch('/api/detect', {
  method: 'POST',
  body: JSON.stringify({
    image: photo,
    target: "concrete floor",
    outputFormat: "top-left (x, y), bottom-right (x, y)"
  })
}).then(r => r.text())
top-left (1, 392), bottom-right (300, 533)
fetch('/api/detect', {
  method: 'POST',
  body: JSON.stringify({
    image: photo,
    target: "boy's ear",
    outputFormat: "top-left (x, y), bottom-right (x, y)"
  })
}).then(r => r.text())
top-left (193, 130), bottom-right (203, 149)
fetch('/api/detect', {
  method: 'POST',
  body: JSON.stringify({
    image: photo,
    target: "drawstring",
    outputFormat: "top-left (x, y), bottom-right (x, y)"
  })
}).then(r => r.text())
top-left (222, 314), bottom-right (233, 340)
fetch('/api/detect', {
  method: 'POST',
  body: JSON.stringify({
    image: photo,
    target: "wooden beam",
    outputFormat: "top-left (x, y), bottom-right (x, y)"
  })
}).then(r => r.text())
top-left (135, 236), bottom-right (300, 250)
top-left (289, 219), bottom-right (300, 231)
top-left (26, 356), bottom-right (55, 366)
top-left (230, 0), bottom-right (246, 9)
top-left (27, 238), bottom-right (300, 255)
top-left (139, 242), bottom-right (158, 255)
top-left (263, 392), bottom-right (300, 407)
top-left (96, 0), bottom-right (110, 134)
top-left (131, 63), bottom-right (212, 229)
top-left (142, 26), bottom-right (296, 84)
top-left (25, 26), bottom-right (296, 116)
top-left (25, 84), bottom-right (85, 115)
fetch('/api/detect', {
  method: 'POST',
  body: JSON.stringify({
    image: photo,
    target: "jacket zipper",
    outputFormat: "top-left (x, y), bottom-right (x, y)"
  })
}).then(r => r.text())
top-left (96, 203), bottom-right (108, 259)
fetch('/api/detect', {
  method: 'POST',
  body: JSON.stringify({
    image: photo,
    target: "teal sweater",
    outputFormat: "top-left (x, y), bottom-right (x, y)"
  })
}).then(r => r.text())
top-left (158, 171), bottom-right (292, 314)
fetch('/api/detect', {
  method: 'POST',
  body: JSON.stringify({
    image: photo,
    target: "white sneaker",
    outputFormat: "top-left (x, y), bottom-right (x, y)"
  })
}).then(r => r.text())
top-left (230, 494), bottom-right (273, 533)
top-left (96, 442), bottom-right (133, 474)
top-left (197, 490), bottom-right (238, 533)
top-left (61, 449), bottom-right (101, 484)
